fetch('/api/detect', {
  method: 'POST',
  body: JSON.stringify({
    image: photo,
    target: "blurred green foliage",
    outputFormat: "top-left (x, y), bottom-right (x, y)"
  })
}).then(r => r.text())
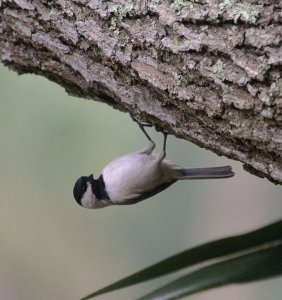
top-left (0, 64), bottom-right (281, 300)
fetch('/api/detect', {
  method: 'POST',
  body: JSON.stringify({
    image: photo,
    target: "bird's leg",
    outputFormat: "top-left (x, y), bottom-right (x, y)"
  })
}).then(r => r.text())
top-left (131, 115), bottom-right (153, 139)
top-left (131, 115), bottom-right (156, 154)
top-left (163, 132), bottom-right (168, 152)
top-left (138, 122), bottom-right (153, 142)
top-left (156, 132), bottom-right (168, 162)
top-left (154, 123), bottom-right (170, 154)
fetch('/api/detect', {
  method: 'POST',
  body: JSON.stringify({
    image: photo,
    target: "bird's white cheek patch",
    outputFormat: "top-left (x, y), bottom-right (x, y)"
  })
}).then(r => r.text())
top-left (81, 183), bottom-right (95, 209)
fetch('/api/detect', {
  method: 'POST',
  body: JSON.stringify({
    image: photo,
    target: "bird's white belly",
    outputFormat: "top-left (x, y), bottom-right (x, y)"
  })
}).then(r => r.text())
top-left (102, 152), bottom-right (163, 203)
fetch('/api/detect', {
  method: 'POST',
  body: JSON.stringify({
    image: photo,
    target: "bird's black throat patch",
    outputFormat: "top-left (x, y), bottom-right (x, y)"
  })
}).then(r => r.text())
top-left (91, 175), bottom-right (110, 201)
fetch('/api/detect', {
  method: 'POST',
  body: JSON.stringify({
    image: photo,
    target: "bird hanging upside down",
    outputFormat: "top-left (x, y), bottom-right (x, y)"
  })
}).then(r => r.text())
top-left (73, 119), bottom-right (234, 209)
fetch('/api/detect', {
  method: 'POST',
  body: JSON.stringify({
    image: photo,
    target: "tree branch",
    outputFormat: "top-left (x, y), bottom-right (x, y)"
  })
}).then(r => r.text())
top-left (0, 0), bottom-right (281, 184)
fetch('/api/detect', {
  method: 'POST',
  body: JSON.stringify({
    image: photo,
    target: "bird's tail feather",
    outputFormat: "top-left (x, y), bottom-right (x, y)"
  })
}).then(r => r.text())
top-left (177, 166), bottom-right (234, 179)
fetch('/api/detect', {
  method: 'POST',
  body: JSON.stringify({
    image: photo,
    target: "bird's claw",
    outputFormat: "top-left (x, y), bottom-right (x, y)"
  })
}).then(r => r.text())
top-left (155, 124), bottom-right (169, 135)
top-left (130, 114), bottom-right (153, 128)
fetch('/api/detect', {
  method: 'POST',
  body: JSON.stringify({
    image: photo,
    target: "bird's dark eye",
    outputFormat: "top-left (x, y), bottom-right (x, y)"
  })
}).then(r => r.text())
top-left (82, 183), bottom-right (87, 191)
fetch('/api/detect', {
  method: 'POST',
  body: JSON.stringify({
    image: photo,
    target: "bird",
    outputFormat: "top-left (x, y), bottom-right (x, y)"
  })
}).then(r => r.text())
top-left (73, 119), bottom-right (234, 209)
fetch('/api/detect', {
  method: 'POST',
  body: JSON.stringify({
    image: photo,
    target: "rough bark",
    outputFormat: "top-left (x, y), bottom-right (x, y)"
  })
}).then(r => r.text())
top-left (0, 0), bottom-right (281, 184)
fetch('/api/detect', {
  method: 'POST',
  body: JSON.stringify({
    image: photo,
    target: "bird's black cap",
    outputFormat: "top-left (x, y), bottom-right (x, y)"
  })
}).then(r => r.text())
top-left (73, 175), bottom-right (93, 206)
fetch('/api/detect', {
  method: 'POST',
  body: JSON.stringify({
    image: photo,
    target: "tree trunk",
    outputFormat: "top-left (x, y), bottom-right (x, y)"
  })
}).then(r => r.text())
top-left (0, 0), bottom-right (281, 184)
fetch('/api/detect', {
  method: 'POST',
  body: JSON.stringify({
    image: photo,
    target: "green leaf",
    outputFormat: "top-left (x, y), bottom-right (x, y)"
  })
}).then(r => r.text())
top-left (81, 220), bottom-right (282, 300)
top-left (138, 243), bottom-right (282, 300)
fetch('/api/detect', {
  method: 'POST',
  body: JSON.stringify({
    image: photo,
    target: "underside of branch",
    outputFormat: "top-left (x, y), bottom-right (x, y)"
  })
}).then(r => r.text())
top-left (0, 0), bottom-right (281, 184)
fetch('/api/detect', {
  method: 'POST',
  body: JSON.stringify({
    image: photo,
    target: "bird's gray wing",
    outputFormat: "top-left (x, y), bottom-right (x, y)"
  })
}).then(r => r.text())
top-left (120, 180), bottom-right (177, 205)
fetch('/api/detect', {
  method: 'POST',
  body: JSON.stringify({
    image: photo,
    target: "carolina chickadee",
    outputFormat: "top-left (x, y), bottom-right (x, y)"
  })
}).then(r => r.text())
top-left (73, 121), bottom-right (234, 209)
